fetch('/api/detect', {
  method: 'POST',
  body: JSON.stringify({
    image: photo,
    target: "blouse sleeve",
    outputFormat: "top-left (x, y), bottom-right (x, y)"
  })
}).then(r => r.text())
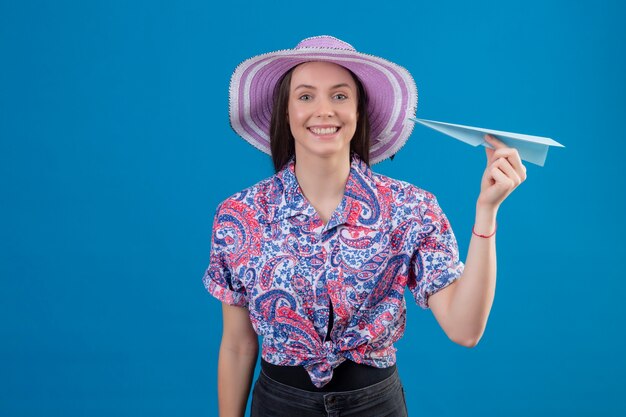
top-left (407, 192), bottom-right (465, 309)
top-left (202, 202), bottom-right (249, 308)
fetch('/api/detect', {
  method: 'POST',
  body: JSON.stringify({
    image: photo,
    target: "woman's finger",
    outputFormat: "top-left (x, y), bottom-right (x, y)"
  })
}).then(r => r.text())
top-left (484, 134), bottom-right (507, 150)
top-left (491, 147), bottom-right (527, 182)
top-left (490, 164), bottom-right (515, 191)
top-left (492, 157), bottom-right (522, 187)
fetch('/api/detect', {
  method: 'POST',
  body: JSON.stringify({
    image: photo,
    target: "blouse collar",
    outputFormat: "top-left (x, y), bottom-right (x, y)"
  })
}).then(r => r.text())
top-left (265, 152), bottom-right (385, 230)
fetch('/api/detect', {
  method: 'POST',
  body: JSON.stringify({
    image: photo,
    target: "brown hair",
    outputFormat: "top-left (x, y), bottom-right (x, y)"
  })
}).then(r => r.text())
top-left (269, 64), bottom-right (371, 173)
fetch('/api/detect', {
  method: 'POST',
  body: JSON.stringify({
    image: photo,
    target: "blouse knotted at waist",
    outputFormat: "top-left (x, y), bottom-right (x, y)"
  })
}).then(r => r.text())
top-left (260, 357), bottom-right (397, 392)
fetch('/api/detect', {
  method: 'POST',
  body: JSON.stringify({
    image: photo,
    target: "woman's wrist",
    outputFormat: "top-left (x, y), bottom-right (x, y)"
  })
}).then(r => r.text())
top-left (473, 203), bottom-right (498, 237)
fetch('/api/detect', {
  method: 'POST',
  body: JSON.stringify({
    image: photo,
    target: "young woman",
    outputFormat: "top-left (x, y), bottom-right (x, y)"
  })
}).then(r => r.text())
top-left (203, 35), bottom-right (526, 417)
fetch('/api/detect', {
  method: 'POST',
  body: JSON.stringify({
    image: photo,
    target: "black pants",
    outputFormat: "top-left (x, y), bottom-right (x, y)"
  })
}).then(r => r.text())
top-left (251, 366), bottom-right (409, 417)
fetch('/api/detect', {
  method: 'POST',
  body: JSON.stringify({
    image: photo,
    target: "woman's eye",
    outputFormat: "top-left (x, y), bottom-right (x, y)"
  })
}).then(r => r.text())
top-left (299, 94), bottom-right (312, 101)
top-left (334, 93), bottom-right (348, 100)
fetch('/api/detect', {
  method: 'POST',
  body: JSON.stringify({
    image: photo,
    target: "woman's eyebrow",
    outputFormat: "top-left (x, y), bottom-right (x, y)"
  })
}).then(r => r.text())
top-left (294, 83), bottom-right (353, 91)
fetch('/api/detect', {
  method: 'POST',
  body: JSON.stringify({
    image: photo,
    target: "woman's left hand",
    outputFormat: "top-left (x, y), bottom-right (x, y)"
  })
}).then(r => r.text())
top-left (477, 134), bottom-right (527, 209)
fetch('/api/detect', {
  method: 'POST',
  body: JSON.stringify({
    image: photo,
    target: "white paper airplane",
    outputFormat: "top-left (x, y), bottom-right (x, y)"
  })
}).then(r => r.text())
top-left (409, 118), bottom-right (564, 166)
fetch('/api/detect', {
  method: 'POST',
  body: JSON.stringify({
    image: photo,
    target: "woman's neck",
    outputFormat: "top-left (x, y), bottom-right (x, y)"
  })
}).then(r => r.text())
top-left (294, 152), bottom-right (351, 212)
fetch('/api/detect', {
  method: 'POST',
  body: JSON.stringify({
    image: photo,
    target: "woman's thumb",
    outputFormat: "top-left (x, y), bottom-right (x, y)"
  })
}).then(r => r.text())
top-left (485, 146), bottom-right (495, 165)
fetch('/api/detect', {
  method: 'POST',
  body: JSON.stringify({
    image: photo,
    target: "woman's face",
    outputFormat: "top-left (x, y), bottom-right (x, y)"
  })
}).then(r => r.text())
top-left (287, 61), bottom-right (358, 162)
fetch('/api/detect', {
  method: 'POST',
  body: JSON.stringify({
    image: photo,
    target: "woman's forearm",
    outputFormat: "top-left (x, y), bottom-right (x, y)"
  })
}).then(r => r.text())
top-left (217, 342), bottom-right (258, 417)
top-left (447, 203), bottom-right (498, 345)
top-left (431, 134), bottom-right (525, 346)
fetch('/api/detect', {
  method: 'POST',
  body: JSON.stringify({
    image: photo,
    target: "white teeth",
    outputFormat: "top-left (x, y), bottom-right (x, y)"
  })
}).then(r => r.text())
top-left (309, 127), bottom-right (339, 135)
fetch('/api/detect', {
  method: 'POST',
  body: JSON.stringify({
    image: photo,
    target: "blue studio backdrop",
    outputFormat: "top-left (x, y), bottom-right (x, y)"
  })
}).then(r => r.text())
top-left (1, 0), bottom-right (625, 416)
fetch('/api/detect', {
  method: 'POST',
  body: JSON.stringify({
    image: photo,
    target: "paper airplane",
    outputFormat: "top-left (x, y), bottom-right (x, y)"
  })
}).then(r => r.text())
top-left (409, 118), bottom-right (564, 166)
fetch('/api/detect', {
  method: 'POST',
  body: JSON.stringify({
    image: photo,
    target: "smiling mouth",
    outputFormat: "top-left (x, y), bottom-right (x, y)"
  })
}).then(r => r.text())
top-left (308, 126), bottom-right (340, 135)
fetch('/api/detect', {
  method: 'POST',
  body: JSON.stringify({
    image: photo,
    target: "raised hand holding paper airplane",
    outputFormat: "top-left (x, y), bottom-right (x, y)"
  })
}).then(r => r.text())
top-left (409, 118), bottom-right (564, 166)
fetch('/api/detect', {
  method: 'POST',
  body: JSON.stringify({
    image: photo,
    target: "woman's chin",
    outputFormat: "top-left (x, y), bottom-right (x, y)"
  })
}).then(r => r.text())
top-left (295, 142), bottom-right (351, 160)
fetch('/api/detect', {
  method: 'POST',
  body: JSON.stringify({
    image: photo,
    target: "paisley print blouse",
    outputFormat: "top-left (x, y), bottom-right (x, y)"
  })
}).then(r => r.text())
top-left (202, 151), bottom-right (464, 388)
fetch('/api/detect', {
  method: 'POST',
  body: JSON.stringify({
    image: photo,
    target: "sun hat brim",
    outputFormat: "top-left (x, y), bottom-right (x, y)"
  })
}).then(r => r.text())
top-left (229, 36), bottom-right (418, 165)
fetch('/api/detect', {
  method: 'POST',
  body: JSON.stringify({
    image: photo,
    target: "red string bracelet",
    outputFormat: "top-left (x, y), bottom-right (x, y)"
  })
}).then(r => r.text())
top-left (472, 222), bottom-right (497, 238)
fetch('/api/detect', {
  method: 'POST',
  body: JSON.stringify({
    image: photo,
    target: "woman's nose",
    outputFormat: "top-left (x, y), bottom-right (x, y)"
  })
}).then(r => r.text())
top-left (315, 98), bottom-right (335, 117)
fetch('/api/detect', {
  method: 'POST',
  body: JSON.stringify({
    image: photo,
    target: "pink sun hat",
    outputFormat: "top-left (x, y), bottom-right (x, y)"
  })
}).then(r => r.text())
top-left (229, 35), bottom-right (418, 165)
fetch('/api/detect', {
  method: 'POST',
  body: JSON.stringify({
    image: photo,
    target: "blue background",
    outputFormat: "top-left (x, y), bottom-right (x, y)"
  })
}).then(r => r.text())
top-left (1, 0), bottom-right (625, 416)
